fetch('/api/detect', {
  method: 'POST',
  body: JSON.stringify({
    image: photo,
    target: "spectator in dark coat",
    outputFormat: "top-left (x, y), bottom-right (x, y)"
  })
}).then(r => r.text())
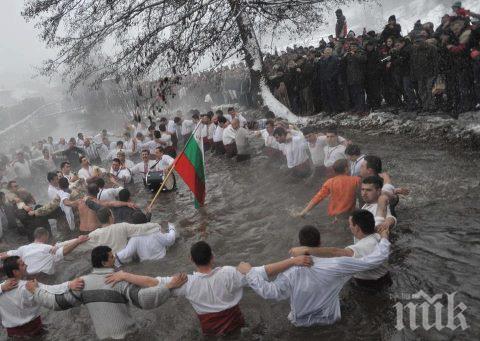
top-left (319, 47), bottom-right (340, 115)
top-left (344, 42), bottom-right (367, 113)
top-left (381, 15), bottom-right (402, 42)
top-left (392, 38), bottom-right (417, 111)
top-left (364, 41), bottom-right (383, 109)
top-left (410, 32), bottom-right (439, 112)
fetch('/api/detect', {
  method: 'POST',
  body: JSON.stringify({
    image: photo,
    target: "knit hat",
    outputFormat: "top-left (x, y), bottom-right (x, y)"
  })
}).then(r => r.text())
top-left (452, 1), bottom-right (461, 9)
top-left (388, 15), bottom-right (396, 22)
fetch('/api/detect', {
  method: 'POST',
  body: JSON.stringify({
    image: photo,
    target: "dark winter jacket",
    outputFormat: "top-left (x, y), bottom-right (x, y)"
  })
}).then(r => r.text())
top-left (392, 43), bottom-right (412, 77)
top-left (381, 24), bottom-right (402, 42)
top-left (344, 51), bottom-right (367, 85)
top-left (318, 55), bottom-right (340, 83)
top-left (410, 42), bottom-right (438, 80)
top-left (365, 49), bottom-right (382, 79)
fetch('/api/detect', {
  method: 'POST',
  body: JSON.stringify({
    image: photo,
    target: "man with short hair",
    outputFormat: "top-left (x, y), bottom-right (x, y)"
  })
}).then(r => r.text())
top-left (152, 147), bottom-right (174, 172)
top-left (344, 144), bottom-right (365, 177)
top-left (28, 246), bottom-right (187, 340)
top-left (273, 126), bottom-right (311, 178)
top-left (96, 177), bottom-right (123, 202)
top-left (297, 159), bottom-right (360, 220)
top-left (104, 241), bottom-right (310, 336)
top-left (110, 158), bottom-right (132, 185)
top-left (60, 161), bottom-right (79, 184)
top-left (222, 117), bottom-right (239, 158)
top-left (82, 138), bottom-right (101, 164)
top-left (238, 224), bottom-right (390, 327)
top-left (290, 210), bottom-right (392, 290)
top-left (323, 127), bottom-right (346, 170)
top-left (361, 176), bottom-right (397, 230)
top-left (0, 228), bottom-right (89, 275)
top-left (47, 171), bottom-right (60, 201)
top-left (0, 256), bottom-right (84, 338)
top-left (78, 155), bottom-right (95, 181)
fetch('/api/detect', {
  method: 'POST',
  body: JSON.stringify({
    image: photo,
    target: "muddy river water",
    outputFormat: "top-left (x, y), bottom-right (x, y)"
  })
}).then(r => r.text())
top-left (1, 110), bottom-right (479, 341)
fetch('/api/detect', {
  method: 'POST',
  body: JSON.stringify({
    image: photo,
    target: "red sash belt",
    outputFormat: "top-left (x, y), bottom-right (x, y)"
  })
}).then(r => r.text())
top-left (6, 316), bottom-right (43, 337)
top-left (197, 304), bottom-right (244, 336)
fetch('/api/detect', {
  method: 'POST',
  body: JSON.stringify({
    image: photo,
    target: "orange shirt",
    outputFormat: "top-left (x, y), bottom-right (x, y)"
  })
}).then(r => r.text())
top-left (309, 174), bottom-right (360, 216)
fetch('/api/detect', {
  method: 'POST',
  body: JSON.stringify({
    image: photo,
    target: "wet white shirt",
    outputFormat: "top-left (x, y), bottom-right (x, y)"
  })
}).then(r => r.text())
top-left (78, 166), bottom-right (95, 180)
top-left (156, 266), bottom-right (247, 314)
top-left (116, 223), bottom-right (176, 264)
top-left (47, 184), bottom-right (60, 201)
top-left (97, 187), bottom-right (123, 202)
top-left (323, 144), bottom-right (347, 167)
top-left (167, 120), bottom-right (177, 134)
top-left (222, 125), bottom-right (237, 145)
top-left (110, 167), bottom-right (132, 185)
top-left (246, 238), bottom-right (390, 327)
top-left (0, 280), bottom-right (69, 328)
top-left (58, 189), bottom-right (75, 231)
top-left (260, 129), bottom-right (280, 149)
top-left (349, 155), bottom-right (365, 176)
top-left (308, 136), bottom-right (346, 166)
top-left (131, 160), bottom-right (157, 177)
top-left (279, 135), bottom-right (309, 168)
top-left (361, 203), bottom-right (397, 227)
top-left (346, 233), bottom-right (388, 280)
top-left (212, 126), bottom-right (224, 143)
top-left (152, 155), bottom-right (174, 172)
top-left (6, 243), bottom-right (64, 275)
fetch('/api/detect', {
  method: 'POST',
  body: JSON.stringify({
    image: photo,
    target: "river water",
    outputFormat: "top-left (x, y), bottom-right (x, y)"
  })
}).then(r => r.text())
top-left (1, 110), bottom-right (479, 341)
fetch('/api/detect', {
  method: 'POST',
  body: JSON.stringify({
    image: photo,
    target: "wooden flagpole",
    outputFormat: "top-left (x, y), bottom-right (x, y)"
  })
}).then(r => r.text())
top-left (148, 121), bottom-right (203, 209)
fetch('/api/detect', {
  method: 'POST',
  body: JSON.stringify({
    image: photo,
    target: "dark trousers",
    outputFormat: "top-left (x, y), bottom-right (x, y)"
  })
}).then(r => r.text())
top-left (320, 80), bottom-right (337, 114)
top-left (365, 76), bottom-right (382, 109)
top-left (402, 76), bottom-right (417, 111)
top-left (348, 84), bottom-right (366, 112)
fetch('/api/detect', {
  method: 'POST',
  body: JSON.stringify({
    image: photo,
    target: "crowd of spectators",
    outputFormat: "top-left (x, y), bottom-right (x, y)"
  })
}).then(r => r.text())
top-left (176, 2), bottom-right (480, 119)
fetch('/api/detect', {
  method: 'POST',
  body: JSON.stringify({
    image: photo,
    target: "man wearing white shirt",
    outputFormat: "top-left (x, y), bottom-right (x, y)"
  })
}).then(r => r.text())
top-left (76, 132), bottom-right (85, 148)
top-left (59, 161), bottom-right (79, 184)
top-left (239, 224), bottom-right (390, 327)
top-left (153, 147), bottom-right (174, 172)
top-left (11, 152), bottom-right (32, 182)
top-left (47, 172), bottom-right (61, 201)
top-left (345, 144), bottom-right (365, 177)
top-left (222, 118), bottom-right (239, 158)
top-left (110, 158), bottom-right (132, 185)
top-left (323, 127), bottom-right (347, 169)
top-left (115, 213), bottom-right (176, 265)
top-left (107, 141), bottom-right (125, 160)
top-left (181, 113), bottom-right (197, 141)
top-left (82, 138), bottom-right (101, 164)
top-left (303, 128), bottom-right (347, 176)
top-left (0, 227), bottom-right (89, 275)
top-left (96, 178), bottom-right (123, 202)
top-left (54, 137), bottom-right (68, 152)
top-left (0, 256), bottom-right (84, 338)
top-left (257, 119), bottom-right (282, 158)
top-left (213, 116), bottom-right (227, 154)
top-left (360, 176), bottom-right (397, 230)
top-left (289, 210), bottom-right (392, 290)
top-left (273, 126), bottom-right (311, 177)
top-left (131, 149), bottom-right (157, 182)
top-left (116, 151), bottom-right (135, 170)
top-left (104, 241), bottom-right (309, 336)
top-left (97, 136), bottom-right (111, 162)
top-left (228, 107), bottom-right (247, 127)
top-left (78, 156), bottom-right (95, 181)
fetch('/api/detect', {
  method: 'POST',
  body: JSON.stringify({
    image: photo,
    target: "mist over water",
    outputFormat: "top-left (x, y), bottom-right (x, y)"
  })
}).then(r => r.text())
top-left (1, 108), bottom-right (479, 340)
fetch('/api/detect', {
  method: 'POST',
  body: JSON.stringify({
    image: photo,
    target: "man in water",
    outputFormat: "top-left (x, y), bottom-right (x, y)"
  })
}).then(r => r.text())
top-left (0, 256), bottom-right (84, 338)
top-left (103, 241), bottom-right (311, 336)
top-left (323, 127), bottom-right (347, 175)
top-left (109, 158), bottom-right (132, 186)
top-left (237, 223), bottom-right (390, 327)
top-left (360, 176), bottom-right (397, 230)
top-left (296, 159), bottom-right (360, 222)
top-left (77, 155), bottom-right (96, 181)
top-left (345, 144), bottom-right (365, 177)
top-left (223, 117), bottom-right (239, 158)
top-left (290, 209), bottom-right (392, 290)
top-left (273, 126), bottom-right (311, 178)
top-left (27, 246), bottom-right (187, 340)
top-left (0, 227), bottom-right (89, 275)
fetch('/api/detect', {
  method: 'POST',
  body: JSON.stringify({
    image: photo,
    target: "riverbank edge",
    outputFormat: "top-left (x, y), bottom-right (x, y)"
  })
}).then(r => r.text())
top-left (298, 111), bottom-right (480, 149)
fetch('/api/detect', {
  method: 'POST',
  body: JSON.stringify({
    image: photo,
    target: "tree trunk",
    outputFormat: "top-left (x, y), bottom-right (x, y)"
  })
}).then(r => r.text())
top-left (229, 1), bottom-right (301, 123)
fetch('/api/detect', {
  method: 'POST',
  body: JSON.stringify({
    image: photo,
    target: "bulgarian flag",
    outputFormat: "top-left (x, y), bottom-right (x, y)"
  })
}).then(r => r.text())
top-left (174, 131), bottom-right (206, 208)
